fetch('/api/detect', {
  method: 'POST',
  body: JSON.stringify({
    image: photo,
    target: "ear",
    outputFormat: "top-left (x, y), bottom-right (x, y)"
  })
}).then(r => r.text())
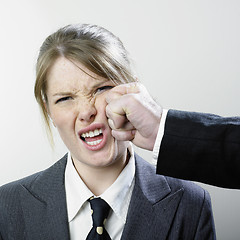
top-left (44, 101), bottom-right (56, 127)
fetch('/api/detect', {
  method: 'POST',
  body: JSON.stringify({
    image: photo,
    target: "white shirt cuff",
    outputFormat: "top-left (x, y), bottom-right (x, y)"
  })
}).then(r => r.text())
top-left (152, 109), bottom-right (168, 164)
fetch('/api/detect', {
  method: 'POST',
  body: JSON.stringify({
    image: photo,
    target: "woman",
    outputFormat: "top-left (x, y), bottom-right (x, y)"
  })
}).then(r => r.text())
top-left (0, 24), bottom-right (215, 239)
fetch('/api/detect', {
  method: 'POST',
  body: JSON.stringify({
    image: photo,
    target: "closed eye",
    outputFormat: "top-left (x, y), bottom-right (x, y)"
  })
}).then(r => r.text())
top-left (55, 96), bottom-right (73, 104)
top-left (96, 86), bottom-right (114, 94)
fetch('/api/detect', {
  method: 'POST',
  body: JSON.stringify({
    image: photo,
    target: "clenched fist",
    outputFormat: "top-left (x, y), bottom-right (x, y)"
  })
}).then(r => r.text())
top-left (105, 83), bottom-right (162, 151)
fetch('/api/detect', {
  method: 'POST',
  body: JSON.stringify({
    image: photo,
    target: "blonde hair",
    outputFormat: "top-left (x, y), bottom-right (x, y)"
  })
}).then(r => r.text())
top-left (34, 23), bottom-right (136, 141)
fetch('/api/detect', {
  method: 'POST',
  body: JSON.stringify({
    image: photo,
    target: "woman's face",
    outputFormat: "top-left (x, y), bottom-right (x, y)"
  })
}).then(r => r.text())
top-left (46, 57), bottom-right (129, 170)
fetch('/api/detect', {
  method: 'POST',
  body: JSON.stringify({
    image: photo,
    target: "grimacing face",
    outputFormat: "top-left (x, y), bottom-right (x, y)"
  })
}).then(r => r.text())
top-left (46, 57), bottom-right (129, 171)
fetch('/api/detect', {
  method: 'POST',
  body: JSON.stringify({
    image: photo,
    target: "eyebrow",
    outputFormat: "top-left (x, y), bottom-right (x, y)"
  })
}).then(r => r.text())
top-left (52, 80), bottom-right (113, 97)
top-left (53, 91), bottom-right (79, 97)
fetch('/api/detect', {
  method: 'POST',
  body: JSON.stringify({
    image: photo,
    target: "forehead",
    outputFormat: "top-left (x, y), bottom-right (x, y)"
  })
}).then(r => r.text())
top-left (46, 57), bottom-right (109, 94)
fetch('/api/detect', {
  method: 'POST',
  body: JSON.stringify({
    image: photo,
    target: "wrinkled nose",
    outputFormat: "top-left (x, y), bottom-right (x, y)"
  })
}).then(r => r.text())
top-left (77, 100), bottom-right (97, 123)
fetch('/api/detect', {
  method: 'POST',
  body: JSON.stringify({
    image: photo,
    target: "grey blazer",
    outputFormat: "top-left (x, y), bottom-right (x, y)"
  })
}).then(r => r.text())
top-left (0, 154), bottom-right (216, 239)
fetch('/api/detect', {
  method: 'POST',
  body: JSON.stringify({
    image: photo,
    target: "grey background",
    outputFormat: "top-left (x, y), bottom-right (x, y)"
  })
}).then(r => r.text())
top-left (0, 0), bottom-right (239, 239)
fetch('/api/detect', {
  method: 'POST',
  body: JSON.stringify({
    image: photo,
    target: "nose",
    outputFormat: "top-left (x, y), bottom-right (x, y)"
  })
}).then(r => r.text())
top-left (77, 99), bottom-right (97, 123)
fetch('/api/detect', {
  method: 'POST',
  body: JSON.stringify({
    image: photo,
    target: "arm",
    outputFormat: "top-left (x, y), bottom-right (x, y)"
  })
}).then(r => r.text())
top-left (106, 83), bottom-right (240, 189)
top-left (157, 110), bottom-right (240, 189)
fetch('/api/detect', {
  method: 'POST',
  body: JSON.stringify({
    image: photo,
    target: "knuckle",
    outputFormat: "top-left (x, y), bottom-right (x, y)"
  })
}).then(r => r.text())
top-left (105, 105), bottom-right (111, 117)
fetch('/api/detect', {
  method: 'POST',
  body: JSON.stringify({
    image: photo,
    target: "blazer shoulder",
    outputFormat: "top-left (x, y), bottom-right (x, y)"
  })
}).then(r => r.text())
top-left (0, 155), bottom-right (68, 238)
top-left (136, 153), bottom-right (208, 197)
top-left (0, 154), bottom-right (68, 205)
top-left (135, 154), bottom-right (210, 206)
top-left (165, 175), bottom-right (211, 206)
top-left (0, 171), bottom-right (41, 197)
top-left (0, 171), bottom-right (43, 234)
top-left (131, 155), bottom-right (215, 239)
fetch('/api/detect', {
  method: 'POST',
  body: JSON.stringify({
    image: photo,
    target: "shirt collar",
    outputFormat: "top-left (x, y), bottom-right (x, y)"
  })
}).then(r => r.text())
top-left (65, 153), bottom-right (93, 222)
top-left (65, 144), bottom-right (135, 223)
top-left (101, 144), bottom-right (135, 223)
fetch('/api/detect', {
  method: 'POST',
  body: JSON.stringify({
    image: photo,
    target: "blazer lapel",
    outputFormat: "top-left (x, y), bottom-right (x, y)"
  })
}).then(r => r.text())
top-left (20, 155), bottom-right (70, 240)
top-left (121, 154), bottom-right (184, 240)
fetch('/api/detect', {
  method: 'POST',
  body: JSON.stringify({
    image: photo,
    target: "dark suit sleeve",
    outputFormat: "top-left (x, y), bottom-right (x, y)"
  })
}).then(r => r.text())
top-left (156, 109), bottom-right (240, 189)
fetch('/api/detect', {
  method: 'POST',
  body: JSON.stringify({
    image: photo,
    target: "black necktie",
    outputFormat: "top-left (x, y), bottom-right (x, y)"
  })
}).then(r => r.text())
top-left (86, 197), bottom-right (111, 240)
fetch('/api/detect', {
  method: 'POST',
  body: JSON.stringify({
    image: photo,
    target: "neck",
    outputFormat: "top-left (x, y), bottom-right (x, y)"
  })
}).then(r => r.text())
top-left (72, 150), bottom-right (130, 196)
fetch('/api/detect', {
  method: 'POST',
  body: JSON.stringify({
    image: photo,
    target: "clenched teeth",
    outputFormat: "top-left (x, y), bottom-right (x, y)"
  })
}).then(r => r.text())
top-left (86, 139), bottom-right (103, 146)
top-left (81, 128), bottom-right (102, 138)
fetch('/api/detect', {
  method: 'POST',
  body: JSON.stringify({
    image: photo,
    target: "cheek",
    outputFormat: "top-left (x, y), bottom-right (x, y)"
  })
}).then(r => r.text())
top-left (51, 108), bottom-right (76, 129)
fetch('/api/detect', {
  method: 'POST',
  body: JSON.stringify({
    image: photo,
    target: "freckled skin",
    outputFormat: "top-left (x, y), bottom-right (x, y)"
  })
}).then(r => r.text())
top-left (46, 57), bottom-right (129, 190)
